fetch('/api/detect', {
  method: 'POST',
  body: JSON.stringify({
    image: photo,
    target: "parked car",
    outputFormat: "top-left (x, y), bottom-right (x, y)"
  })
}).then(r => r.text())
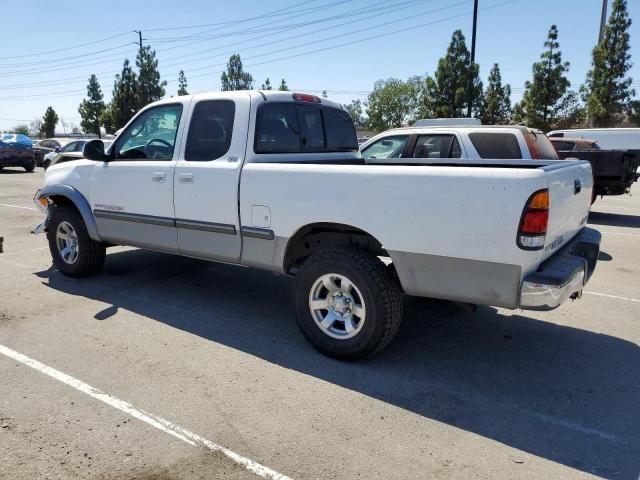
top-left (33, 91), bottom-right (600, 359)
top-left (34, 138), bottom-right (73, 167)
top-left (549, 137), bottom-right (600, 151)
top-left (548, 130), bottom-right (640, 199)
top-left (46, 140), bottom-right (112, 170)
top-left (0, 133), bottom-right (35, 172)
top-left (360, 125), bottom-right (559, 161)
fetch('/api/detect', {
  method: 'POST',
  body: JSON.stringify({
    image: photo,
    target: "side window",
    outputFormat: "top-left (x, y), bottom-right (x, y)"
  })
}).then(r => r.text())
top-left (114, 104), bottom-right (183, 161)
top-left (451, 137), bottom-right (462, 158)
top-left (412, 134), bottom-right (457, 159)
top-left (60, 142), bottom-right (76, 153)
top-left (361, 135), bottom-right (408, 159)
top-left (185, 100), bottom-right (235, 161)
top-left (75, 142), bottom-right (86, 152)
top-left (468, 133), bottom-right (522, 159)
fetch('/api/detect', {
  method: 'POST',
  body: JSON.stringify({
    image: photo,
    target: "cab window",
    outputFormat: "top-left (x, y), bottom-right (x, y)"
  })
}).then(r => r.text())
top-left (114, 104), bottom-right (183, 160)
top-left (361, 135), bottom-right (408, 159)
top-left (60, 142), bottom-right (77, 153)
top-left (185, 100), bottom-right (235, 161)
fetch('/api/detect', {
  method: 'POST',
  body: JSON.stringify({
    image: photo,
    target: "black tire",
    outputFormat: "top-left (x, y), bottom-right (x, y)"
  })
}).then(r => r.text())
top-left (47, 205), bottom-right (106, 277)
top-left (294, 248), bottom-right (403, 360)
top-left (43, 159), bottom-right (51, 170)
top-left (24, 161), bottom-right (35, 173)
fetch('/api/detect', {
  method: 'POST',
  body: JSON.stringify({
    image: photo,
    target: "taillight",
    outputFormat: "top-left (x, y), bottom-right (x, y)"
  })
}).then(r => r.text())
top-left (524, 132), bottom-right (540, 159)
top-left (292, 93), bottom-right (321, 103)
top-left (517, 189), bottom-right (549, 250)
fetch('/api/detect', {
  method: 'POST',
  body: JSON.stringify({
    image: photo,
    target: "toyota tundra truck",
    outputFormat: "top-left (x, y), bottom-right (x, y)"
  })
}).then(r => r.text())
top-left (32, 91), bottom-right (601, 359)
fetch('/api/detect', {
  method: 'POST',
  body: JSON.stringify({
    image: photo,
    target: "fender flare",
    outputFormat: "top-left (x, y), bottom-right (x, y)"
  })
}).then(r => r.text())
top-left (39, 184), bottom-right (102, 241)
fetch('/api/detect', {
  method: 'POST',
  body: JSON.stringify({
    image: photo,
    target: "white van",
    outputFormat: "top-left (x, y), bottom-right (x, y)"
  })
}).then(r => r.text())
top-left (547, 128), bottom-right (640, 150)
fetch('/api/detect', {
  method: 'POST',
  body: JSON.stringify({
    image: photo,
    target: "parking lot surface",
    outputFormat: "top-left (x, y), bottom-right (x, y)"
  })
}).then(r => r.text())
top-left (1, 167), bottom-right (639, 480)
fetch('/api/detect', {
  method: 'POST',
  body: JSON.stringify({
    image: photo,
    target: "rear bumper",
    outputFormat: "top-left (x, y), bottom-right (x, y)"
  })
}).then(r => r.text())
top-left (520, 227), bottom-right (601, 310)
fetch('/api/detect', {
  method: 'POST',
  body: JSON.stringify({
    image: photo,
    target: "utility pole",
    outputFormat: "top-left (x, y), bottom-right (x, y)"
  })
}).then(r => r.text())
top-left (598, 0), bottom-right (608, 44)
top-left (467, 0), bottom-right (479, 118)
top-left (134, 30), bottom-right (143, 50)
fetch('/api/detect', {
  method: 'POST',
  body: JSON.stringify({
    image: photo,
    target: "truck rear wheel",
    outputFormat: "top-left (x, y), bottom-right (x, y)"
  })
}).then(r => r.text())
top-left (294, 248), bottom-right (403, 360)
top-left (47, 205), bottom-right (106, 277)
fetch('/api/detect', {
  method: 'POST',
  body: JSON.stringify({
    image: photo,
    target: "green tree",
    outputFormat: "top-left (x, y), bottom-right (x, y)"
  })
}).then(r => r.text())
top-left (366, 77), bottom-right (423, 131)
top-left (322, 90), bottom-right (328, 98)
top-left (553, 90), bottom-right (587, 129)
top-left (420, 30), bottom-right (483, 118)
top-left (479, 64), bottom-right (512, 124)
top-left (344, 99), bottom-right (365, 128)
top-left (177, 70), bottom-right (189, 96)
top-left (110, 59), bottom-right (138, 130)
top-left (99, 107), bottom-right (114, 134)
top-left (11, 124), bottom-right (29, 135)
top-left (41, 107), bottom-right (58, 137)
top-left (629, 99), bottom-right (640, 125)
top-left (517, 25), bottom-right (571, 131)
top-left (278, 78), bottom-right (289, 91)
top-left (261, 78), bottom-right (273, 90)
top-left (583, 0), bottom-right (634, 127)
top-left (78, 74), bottom-right (105, 138)
top-left (136, 45), bottom-right (166, 108)
top-left (221, 54), bottom-right (254, 91)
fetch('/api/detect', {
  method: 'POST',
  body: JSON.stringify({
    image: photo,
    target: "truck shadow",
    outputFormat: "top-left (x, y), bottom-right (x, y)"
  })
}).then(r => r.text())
top-left (589, 211), bottom-right (640, 228)
top-left (38, 249), bottom-right (640, 480)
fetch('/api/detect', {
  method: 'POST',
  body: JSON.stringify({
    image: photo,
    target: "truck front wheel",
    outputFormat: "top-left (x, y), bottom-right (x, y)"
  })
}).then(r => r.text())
top-left (294, 248), bottom-right (403, 360)
top-left (47, 205), bottom-right (106, 277)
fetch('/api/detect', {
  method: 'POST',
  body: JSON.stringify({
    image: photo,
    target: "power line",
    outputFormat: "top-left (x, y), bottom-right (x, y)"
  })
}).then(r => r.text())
top-left (0, 0), bottom-right (419, 89)
top-left (0, 32), bottom-right (132, 60)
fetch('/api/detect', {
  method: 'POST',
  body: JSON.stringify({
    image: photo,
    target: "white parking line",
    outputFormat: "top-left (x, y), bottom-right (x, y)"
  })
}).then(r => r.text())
top-left (0, 344), bottom-right (292, 480)
top-left (584, 291), bottom-right (640, 303)
top-left (0, 203), bottom-right (38, 211)
top-left (1, 246), bottom-right (49, 256)
top-left (598, 230), bottom-right (640, 237)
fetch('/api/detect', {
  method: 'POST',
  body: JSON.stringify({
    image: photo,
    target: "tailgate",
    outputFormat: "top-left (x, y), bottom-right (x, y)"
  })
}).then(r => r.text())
top-left (543, 161), bottom-right (593, 261)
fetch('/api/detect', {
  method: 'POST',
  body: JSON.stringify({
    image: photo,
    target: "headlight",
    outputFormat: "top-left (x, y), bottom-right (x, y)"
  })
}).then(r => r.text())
top-left (33, 190), bottom-right (49, 213)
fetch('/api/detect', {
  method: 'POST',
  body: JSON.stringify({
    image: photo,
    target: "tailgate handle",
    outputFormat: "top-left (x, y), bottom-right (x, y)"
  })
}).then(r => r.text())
top-left (574, 179), bottom-right (582, 194)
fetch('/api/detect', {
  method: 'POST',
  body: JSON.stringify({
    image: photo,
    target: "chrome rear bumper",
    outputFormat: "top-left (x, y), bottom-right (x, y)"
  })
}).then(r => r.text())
top-left (520, 227), bottom-right (601, 310)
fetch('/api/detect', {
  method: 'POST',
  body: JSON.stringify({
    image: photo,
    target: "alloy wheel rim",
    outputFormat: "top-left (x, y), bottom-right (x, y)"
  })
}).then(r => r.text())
top-left (56, 221), bottom-right (79, 265)
top-left (309, 273), bottom-right (366, 340)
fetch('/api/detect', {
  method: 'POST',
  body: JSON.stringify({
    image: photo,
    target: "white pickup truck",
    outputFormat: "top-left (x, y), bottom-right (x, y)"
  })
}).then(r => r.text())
top-left (33, 91), bottom-right (601, 359)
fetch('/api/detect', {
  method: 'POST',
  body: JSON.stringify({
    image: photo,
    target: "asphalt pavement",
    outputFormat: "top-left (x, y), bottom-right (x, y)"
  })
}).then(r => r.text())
top-left (0, 167), bottom-right (638, 479)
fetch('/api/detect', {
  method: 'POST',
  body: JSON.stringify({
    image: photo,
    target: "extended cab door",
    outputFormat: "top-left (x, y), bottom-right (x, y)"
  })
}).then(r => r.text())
top-left (90, 102), bottom-right (186, 252)
top-left (173, 92), bottom-right (250, 262)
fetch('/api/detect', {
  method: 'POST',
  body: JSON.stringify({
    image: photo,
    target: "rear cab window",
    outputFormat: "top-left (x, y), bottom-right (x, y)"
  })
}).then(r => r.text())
top-left (468, 132), bottom-right (523, 159)
top-left (527, 131), bottom-right (559, 160)
top-left (254, 102), bottom-right (358, 154)
top-left (185, 100), bottom-right (235, 161)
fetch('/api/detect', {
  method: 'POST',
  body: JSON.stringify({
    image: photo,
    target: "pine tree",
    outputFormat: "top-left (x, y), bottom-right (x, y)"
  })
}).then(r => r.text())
top-left (110, 59), bottom-right (138, 130)
top-left (261, 78), bottom-right (273, 90)
top-left (78, 74), bottom-right (105, 138)
top-left (420, 30), bottom-right (483, 118)
top-left (278, 78), bottom-right (289, 91)
top-left (322, 90), bottom-right (328, 98)
top-left (136, 45), bottom-right (166, 108)
top-left (583, 0), bottom-right (634, 127)
top-left (479, 64), bottom-right (512, 124)
top-left (517, 25), bottom-right (571, 131)
top-left (177, 70), bottom-right (189, 96)
top-left (41, 107), bottom-right (58, 137)
top-left (99, 107), bottom-right (114, 134)
top-left (220, 54), bottom-right (254, 91)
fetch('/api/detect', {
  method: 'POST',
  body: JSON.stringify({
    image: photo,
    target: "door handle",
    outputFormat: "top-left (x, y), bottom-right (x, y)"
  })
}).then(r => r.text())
top-left (152, 172), bottom-right (166, 183)
top-left (574, 179), bottom-right (582, 194)
top-left (178, 173), bottom-right (194, 184)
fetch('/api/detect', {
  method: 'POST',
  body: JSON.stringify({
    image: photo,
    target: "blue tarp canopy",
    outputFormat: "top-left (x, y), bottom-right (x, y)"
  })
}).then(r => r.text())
top-left (0, 134), bottom-right (33, 151)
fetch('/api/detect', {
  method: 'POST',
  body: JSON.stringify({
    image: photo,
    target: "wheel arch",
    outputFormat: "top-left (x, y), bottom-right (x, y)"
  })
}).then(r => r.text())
top-left (40, 185), bottom-right (101, 241)
top-left (283, 222), bottom-right (395, 276)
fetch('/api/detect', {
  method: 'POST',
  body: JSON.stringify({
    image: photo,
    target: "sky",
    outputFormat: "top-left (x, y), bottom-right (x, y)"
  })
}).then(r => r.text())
top-left (0, 0), bottom-right (638, 132)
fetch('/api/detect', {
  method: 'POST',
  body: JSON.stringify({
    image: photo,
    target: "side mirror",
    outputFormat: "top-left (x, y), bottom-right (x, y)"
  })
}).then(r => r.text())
top-left (83, 139), bottom-right (108, 161)
top-left (54, 147), bottom-right (60, 152)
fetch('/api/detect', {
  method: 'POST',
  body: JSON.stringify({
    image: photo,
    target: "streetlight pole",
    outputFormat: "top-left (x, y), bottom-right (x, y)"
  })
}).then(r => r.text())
top-left (598, 0), bottom-right (608, 44)
top-left (467, 0), bottom-right (479, 118)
